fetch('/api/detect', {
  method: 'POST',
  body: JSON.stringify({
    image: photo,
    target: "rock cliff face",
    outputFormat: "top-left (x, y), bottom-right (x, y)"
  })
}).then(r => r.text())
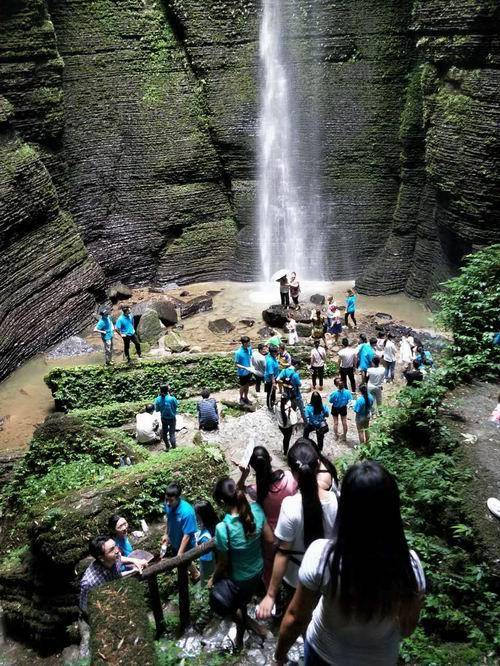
top-left (0, 0), bottom-right (104, 381)
top-left (0, 0), bottom-right (499, 377)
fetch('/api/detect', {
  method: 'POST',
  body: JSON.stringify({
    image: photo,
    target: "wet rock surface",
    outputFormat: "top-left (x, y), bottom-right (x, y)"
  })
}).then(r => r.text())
top-left (46, 336), bottom-right (96, 358)
top-left (208, 318), bottom-right (235, 334)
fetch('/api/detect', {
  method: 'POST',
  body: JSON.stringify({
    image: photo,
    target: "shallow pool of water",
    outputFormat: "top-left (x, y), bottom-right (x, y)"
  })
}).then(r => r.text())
top-left (0, 280), bottom-right (433, 452)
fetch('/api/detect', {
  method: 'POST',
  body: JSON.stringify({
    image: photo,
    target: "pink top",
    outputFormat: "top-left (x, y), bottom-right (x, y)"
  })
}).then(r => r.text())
top-left (248, 470), bottom-right (298, 530)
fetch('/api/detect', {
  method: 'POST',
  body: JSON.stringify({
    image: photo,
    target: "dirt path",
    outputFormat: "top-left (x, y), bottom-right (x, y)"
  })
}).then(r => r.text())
top-left (442, 380), bottom-right (500, 571)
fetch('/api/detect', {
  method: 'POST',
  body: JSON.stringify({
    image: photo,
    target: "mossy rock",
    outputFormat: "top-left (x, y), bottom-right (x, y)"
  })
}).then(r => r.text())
top-left (72, 398), bottom-right (200, 429)
top-left (45, 353), bottom-right (237, 409)
top-left (89, 578), bottom-right (156, 665)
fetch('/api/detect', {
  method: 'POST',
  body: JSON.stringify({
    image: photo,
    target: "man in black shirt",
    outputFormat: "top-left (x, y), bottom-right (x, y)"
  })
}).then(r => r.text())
top-left (403, 360), bottom-right (424, 387)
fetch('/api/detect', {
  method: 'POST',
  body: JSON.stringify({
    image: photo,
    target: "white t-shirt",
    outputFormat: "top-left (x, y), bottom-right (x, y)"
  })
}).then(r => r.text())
top-left (311, 346), bottom-right (326, 368)
top-left (367, 367), bottom-right (385, 389)
top-left (383, 340), bottom-right (397, 363)
top-left (338, 347), bottom-right (357, 369)
top-left (136, 412), bottom-right (162, 443)
top-left (299, 539), bottom-right (425, 665)
top-left (274, 492), bottom-right (338, 588)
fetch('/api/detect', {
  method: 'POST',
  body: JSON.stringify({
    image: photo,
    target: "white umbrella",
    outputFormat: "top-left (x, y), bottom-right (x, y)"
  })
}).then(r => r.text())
top-left (271, 268), bottom-right (291, 282)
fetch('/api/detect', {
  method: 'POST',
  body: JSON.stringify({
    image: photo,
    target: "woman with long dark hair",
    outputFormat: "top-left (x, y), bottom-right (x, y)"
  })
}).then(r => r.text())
top-left (237, 445), bottom-right (298, 585)
top-left (212, 477), bottom-right (273, 649)
top-left (194, 500), bottom-right (219, 586)
top-left (304, 391), bottom-right (330, 452)
top-left (353, 384), bottom-right (374, 445)
top-left (256, 439), bottom-right (338, 620)
top-left (273, 460), bottom-right (425, 665)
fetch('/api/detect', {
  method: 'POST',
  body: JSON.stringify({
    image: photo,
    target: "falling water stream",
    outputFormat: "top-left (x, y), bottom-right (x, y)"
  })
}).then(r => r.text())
top-left (257, 0), bottom-right (303, 281)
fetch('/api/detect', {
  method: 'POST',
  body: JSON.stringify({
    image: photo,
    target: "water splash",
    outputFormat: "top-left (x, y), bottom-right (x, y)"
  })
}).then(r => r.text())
top-left (257, 0), bottom-right (304, 282)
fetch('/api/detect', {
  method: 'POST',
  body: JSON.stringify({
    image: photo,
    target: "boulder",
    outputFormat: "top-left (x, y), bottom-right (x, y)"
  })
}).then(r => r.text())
top-left (257, 326), bottom-right (276, 338)
top-left (180, 294), bottom-right (213, 318)
top-left (189, 345), bottom-right (202, 353)
top-left (151, 300), bottom-right (178, 326)
top-left (163, 330), bottom-right (190, 352)
top-left (208, 318), bottom-right (235, 334)
top-left (206, 290), bottom-right (222, 297)
top-left (262, 305), bottom-right (288, 328)
top-left (239, 317), bottom-right (255, 327)
top-left (310, 293), bottom-right (325, 305)
top-left (296, 322), bottom-right (312, 337)
top-left (130, 300), bottom-right (155, 317)
top-left (294, 307), bottom-right (313, 323)
top-left (106, 282), bottom-right (132, 303)
top-left (179, 290), bottom-right (190, 297)
top-left (137, 309), bottom-right (162, 343)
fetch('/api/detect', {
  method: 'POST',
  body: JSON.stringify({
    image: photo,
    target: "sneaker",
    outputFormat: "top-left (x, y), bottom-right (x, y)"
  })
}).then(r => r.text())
top-left (487, 497), bottom-right (500, 520)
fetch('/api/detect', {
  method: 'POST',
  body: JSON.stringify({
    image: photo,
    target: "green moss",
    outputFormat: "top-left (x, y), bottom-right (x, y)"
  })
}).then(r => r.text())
top-left (72, 397), bottom-right (200, 428)
top-left (45, 353), bottom-right (237, 410)
top-left (399, 66), bottom-right (424, 143)
top-left (434, 87), bottom-right (474, 126)
top-left (89, 578), bottom-right (157, 665)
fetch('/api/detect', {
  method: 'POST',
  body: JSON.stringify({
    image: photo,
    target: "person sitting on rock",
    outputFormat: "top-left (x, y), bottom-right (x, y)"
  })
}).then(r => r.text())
top-left (79, 535), bottom-right (121, 612)
top-left (135, 404), bottom-right (162, 444)
top-left (154, 384), bottom-right (178, 450)
top-left (403, 360), bottom-right (424, 387)
top-left (197, 388), bottom-right (219, 431)
top-left (115, 305), bottom-right (141, 363)
top-left (94, 308), bottom-right (115, 366)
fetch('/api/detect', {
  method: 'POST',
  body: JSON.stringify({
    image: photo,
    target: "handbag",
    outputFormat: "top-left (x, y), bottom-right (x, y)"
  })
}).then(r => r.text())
top-left (209, 523), bottom-right (242, 616)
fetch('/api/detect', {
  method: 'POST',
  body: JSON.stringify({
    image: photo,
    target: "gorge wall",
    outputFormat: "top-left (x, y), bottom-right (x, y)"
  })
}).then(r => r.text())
top-left (0, 0), bottom-right (499, 379)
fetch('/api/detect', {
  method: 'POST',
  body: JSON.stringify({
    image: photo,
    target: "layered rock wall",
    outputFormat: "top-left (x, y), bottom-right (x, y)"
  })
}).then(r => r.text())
top-left (0, 0), bottom-right (104, 381)
top-left (356, 0), bottom-right (500, 298)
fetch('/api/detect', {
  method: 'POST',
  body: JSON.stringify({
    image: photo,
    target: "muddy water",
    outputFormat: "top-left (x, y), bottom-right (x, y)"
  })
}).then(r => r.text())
top-left (0, 280), bottom-right (433, 452)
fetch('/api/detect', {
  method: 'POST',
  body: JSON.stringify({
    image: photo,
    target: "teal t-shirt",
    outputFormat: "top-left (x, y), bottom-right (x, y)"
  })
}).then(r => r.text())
top-left (215, 503), bottom-right (266, 582)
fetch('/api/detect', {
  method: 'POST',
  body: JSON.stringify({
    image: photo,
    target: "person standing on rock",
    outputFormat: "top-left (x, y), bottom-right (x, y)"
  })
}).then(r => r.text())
top-left (251, 342), bottom-right (268, 393)
top-left (264, 344), bottom-right (280, 410)
top-left (345, 289), bottom-right (357, 329)
top-left (234, 336), bottom-right (253, 404)
top-left (115, 305), bottom-right (141, 363)
top-left (383, 333), bottom-right (398, 383)
top-left (154, 384), bottom-right (178, 450)
top-left (94, 309), bottom-right (114, 365)
top-left (278, 359), bottom-right (306, 423)
top-left (357, 335), bottom-right (376, 384)
top-left (311, 308), bottom-right (327, 347)
top-left (328, 378), bottom-right (352, 442)
top-left (289, 272), bottom-right (301, 309)
top-left (338, 338), bottom-right (357, 393)
top-left (279, 275), bottom-right (291, 308)
top-left (310, 339), bottom-right (327, 391)
top-left (366, 356), bottom-right (385, 413)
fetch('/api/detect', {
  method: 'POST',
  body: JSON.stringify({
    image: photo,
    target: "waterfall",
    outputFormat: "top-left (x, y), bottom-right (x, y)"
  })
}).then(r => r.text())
top-left (257, 0), bottom-right (305, 282)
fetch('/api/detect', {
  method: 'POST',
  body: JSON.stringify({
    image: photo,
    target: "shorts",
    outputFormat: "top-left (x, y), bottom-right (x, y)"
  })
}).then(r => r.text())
top-left (355, 416), bottom-right (370, 429)
top-left (239, 374), bottom-right (253, 386)
top-left (331, 405), bottom-right (347, 417)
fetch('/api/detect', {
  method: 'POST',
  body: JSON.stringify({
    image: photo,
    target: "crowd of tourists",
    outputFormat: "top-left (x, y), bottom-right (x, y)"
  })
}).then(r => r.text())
top-left (81, 284), bottom-right (435, 662)
top-left (80, 442), bottom-right (425, 664)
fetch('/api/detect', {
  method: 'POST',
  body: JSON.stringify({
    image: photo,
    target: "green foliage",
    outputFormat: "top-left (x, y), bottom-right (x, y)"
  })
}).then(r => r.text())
top-left (433, 244), bottom-right (500, 364)
top-left (89, 578), bottom-right (157, 665)
top-left (12, 457), bottom-right (114, 514)
top-left (399, 66), bottom-right (424, 143)
top-left (354, 354), bottom-right (500, 661)
top-left (72, 398), bottom-right (200, 428)
top-left (45, 354), bottom-right (237, 410)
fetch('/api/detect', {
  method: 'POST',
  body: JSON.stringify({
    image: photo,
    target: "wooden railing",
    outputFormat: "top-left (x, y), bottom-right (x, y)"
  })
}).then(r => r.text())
top-left (138, 538), bottom-right (215, 637)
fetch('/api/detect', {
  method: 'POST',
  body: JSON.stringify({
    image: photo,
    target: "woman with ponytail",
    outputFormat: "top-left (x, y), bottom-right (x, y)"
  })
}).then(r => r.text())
top-left (273, 461), bottom-right (425, 665)
top-left (237, 446), bottom-right (298, 585)
top-left (213, 477), bottom-right (273, 648)
top-left (257, 438), bottom-right (338, 620)
top-left (353, 384), bottom-right (374, 445)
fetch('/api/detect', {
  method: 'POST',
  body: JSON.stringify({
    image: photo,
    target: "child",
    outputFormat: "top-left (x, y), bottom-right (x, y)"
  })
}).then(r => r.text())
top-left (194, 500), bottom-right (219, 586)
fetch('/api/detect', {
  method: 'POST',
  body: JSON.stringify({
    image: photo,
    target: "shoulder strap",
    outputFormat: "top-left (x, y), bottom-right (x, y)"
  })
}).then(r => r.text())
top-left (225, 522), bottom-right (232, 575)
top-left (276, 546), bottom-right (304, 567)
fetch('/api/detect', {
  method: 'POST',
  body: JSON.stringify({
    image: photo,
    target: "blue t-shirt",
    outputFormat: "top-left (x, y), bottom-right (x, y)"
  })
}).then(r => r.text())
top-left (96, 316), bottom-right (114, 341)
top-left (329, 388), bottom-right (352, 409)
top-left (277, 367), bottom-right (302, 397)
top-left (353, 394), bottom-right (374, 417)
top-left (196, 528), bottom-right (214, 562)
top-left (346, 295), bottom-right (356, 313)
top-left (358, 342), bottom-right (375, 370)
top-left (234, 346), bottom-right (253, 377)
top-left (165, 498), bottom-right (197, 551)
top-left (305, 403), bottom-right (330, 428)
top-left (155, 394), bottom-right (178, 419)
top-left (215, 503), bottom-right (266, 582)
top-left (115, 313), bottom-right (135, 336)
top-left (116, 535), bottom-right (133, 558)
top-left (416, 350), bottom-right (433, 368)
top-left (264, 354), bottom-right (280, 382)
